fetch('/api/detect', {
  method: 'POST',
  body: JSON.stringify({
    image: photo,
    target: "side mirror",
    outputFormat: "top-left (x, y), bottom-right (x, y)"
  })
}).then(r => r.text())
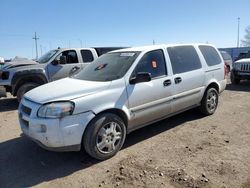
top-left (59, 56), bottom-right (67, 64)
top-left (51, 59), bottom-right (59, 65)
top-left (129, 72), bottom-right (151, 85)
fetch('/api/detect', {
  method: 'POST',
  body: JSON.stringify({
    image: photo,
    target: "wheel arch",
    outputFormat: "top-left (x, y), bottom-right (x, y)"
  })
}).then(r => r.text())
top-left (12, 71), bottom-right (48, 96)
top-left (206, 81), bottom-right (219, 93)
top-left (93, 108), bottom-right (129, 129)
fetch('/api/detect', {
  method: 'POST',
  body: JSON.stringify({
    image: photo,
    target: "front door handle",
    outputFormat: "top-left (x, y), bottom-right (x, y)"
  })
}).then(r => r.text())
top-left (174, 77), bottom-right (182, 84)
top-left (71, 66), bottom-right (80, 72)
top-left (163, 79), bottom-right (171, 87)
top-left (70, 66), bottom-right (81, 75)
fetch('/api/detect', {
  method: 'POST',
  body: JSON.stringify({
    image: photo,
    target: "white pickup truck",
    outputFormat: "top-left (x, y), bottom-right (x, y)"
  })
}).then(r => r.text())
top-left (0, 47), bottom-right (124, 101)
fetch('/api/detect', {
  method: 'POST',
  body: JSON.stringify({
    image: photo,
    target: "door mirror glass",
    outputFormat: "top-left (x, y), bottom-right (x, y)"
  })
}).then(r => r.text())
top-left (129, 72), bottom-right (151, 84)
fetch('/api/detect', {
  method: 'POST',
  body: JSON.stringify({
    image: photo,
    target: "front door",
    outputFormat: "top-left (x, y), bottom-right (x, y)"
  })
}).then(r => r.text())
top-left (126, 49), bottom-right (173, 130)
top-left (47, 50), bottom-right (82, 81)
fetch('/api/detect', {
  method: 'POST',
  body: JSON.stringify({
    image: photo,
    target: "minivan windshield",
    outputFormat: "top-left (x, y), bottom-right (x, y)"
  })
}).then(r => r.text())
top-left (74, 51), bottom-right (140, 81)
top-left (37, 50), bottom-right (58, 64)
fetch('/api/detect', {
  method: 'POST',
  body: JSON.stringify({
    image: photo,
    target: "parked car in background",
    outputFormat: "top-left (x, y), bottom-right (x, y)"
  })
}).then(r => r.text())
top-left (234, 51), bottom-right (250, 61)
top-left (0, 56), bottom-right (4, 69)
top-left (0, 47), bottom-right (124, 101)
top-left (231, 58), bottom-right (250, 84)
top-left (220, 50), bottom-right (232, 73)
top-left (19, 44), bottom-right (226, 160)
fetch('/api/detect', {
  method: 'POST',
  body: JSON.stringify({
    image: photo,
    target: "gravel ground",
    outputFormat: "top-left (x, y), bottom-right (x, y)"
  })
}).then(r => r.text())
top-left (0, 80), bottom-right (250, 188)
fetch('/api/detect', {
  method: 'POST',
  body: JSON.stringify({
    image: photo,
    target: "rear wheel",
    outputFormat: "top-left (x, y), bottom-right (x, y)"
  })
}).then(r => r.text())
top-left (200, 87), bottom-right (218, 115)
top-left (83, 113), bottom-right (126, 160)
top-left (16, 83), bottom-right (38, 102)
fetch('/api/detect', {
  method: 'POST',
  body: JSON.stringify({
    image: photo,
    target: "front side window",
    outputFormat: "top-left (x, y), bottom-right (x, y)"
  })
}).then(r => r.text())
top-left (74, 51), bottom-right (140, 81)
top-left (55, 50), bottom-right (79, 64)
top-left (199, 46), bottom-right (221, 66)
top-left (133, 49), bottom-right (167, 78)
top-left (167, 46), bottom-right (201, 74)
top-left (81, 50), bottom-right (94, 63)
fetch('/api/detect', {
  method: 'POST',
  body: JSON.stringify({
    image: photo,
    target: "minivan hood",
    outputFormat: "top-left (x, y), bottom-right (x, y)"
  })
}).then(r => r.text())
top-left (24, 78), bottom-right (112, 104)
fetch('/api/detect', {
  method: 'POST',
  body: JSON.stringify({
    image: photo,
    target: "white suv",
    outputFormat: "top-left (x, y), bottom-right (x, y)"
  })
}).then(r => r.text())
top-left (18, 44), bottom-right (227, 160)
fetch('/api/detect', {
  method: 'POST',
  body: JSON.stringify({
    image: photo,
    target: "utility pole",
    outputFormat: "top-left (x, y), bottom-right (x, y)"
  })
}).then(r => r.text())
top-left (153, 40), bottom-right (155, 45)
top-left (237, 17), bottom-right (240, 48)
top-left (33, 32), bottom-right (39, 59)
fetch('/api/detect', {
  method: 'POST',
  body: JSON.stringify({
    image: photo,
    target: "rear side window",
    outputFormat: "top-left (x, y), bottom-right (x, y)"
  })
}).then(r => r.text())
top-left (199, 46), bottom-right (221, 66)
top-left (81, 50), bottom-right (94, 63)
top-left (167, 46), bottom-right (201, 74)
top-left (134, 49), bottom-right (167, 79)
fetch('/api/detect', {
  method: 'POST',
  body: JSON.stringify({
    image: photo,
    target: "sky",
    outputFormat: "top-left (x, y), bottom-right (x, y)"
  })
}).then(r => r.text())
top-left (0, 0), bottom-right (250, 59)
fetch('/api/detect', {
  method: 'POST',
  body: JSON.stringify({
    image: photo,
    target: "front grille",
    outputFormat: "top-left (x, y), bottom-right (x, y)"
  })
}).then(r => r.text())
top-left (240, 63), bottom-right (250, 72)
top-left (19, 113), bottom-right (29, 129)
top-left (21, 105), bottom-right (32, 116)
top-left (19, 100), bottom-right (34, 130)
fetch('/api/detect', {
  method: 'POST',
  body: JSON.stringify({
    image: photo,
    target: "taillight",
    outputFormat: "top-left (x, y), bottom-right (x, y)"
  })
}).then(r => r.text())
top-left (224, 63), bottom-right (228, 78)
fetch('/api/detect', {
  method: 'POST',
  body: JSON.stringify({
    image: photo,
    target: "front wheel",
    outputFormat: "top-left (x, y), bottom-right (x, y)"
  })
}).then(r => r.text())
top-left (83, 113), bottom-right (126, 160)
top-left (230, 72), bottom-right (240, 85)
top-left (16, 83), bottom-right (38, 102)
top-left (200, 88), bottom-right (219, 115)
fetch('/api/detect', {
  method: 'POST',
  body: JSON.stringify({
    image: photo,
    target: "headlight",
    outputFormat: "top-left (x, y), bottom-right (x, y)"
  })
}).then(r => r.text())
top-left (37, 102), bottom-right (75, 118)
top-left (235, 63), bottom-right (241, 70)
top-left (0, 71), bottom-right (9, 80)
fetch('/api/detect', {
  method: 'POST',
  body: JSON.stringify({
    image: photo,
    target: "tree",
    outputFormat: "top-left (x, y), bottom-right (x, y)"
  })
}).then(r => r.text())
top-left (241, 26), bottom-right (250, 47)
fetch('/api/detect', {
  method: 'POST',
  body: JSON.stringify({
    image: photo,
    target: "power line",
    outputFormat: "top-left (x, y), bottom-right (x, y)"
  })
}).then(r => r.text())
top-left (32, 32), bottom-right (39, 59)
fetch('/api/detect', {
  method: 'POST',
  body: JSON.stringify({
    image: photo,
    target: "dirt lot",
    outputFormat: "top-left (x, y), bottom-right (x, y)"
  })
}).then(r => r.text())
top-left (0, 80), bottom-right (250, 188)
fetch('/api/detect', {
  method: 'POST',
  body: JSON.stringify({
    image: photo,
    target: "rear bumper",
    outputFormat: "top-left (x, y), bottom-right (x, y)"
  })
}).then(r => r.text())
top-left (0, 86), bottom-right (6, 98)
top-left (219, 79), bottom-right (227, 93)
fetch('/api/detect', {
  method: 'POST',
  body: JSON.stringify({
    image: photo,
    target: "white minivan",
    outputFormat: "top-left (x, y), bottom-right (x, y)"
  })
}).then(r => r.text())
top-left (18, 44), bottom-right (227, 160)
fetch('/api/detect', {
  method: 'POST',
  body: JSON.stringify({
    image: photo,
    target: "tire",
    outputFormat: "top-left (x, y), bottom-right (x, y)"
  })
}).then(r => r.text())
top-left (16, 83), bottom-right (39, 102)
top-left (200, 87), bottom-right (219, 115)
top-left (83, 113), bottom-right (126, 160)
top-left (230, 72), bottom-right (240, 85)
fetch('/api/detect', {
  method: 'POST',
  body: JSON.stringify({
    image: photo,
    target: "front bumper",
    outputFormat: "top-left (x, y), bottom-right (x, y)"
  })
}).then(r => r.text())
top-left (18, 97), bottom-right (95, 151)
top-left (232, 70), bottom-right (250, 79)
top-left (0, 86), bottom-right (6, 98)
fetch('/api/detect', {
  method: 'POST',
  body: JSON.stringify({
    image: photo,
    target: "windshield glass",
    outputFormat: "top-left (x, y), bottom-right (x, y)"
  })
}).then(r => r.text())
top-left (74, 51), bottom-right (140, 81)
top-left (37, 50), bottom-right (58, 63)
top-left (221, 52), bottom-right (232, 61)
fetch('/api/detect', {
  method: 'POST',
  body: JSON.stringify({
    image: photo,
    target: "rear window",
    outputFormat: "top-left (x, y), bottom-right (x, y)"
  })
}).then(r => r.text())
top-left (199, 46), bottom-right (221, 66)
top-left (167, 46), bottom-right (202, 74)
